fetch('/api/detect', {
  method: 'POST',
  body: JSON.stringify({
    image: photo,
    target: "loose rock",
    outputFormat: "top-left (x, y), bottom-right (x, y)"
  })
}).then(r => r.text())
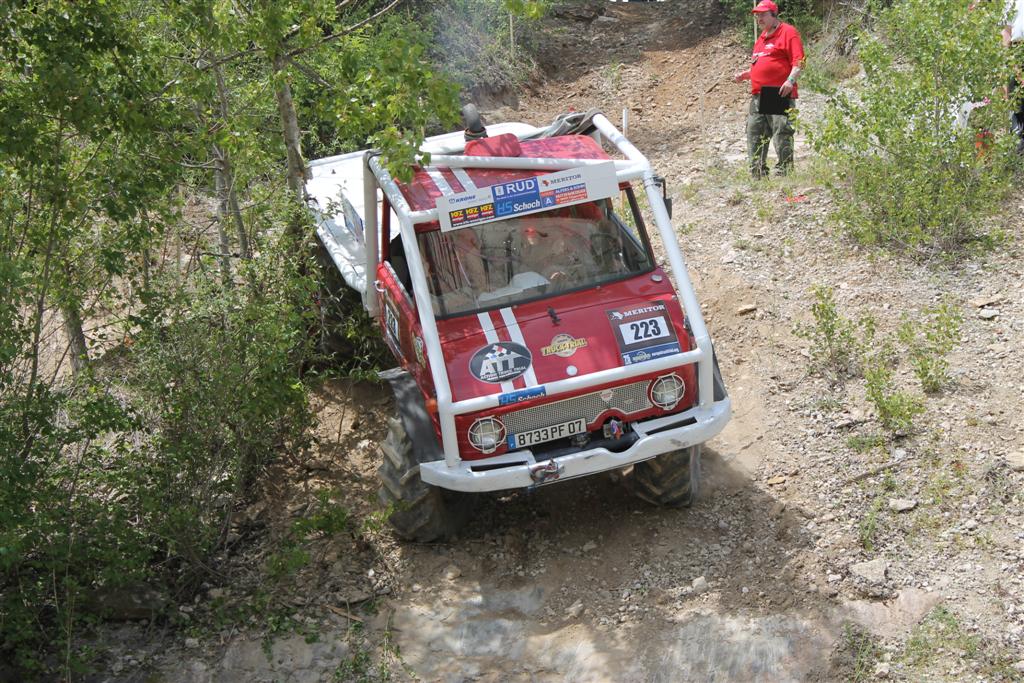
top-left (850, 558), bottom-right (888, 585)
top-left (888, 498), bottom-right (917, 513)
top-left (1005, 450), bottom-right (1024, 472)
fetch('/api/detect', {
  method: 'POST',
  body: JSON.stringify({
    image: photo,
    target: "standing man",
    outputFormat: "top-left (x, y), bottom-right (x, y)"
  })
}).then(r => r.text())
top-left (733, 0), bottom-right (805, 178)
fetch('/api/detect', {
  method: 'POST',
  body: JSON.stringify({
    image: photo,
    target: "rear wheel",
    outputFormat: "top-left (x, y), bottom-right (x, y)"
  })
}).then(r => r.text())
top-left (377, 416), bottom-right (472, 542)
top-left (629, 445), bottom-right (701, 508)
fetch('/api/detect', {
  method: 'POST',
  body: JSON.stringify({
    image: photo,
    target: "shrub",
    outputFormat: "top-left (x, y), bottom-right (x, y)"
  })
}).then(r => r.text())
top-left (125, 237), bottom-right (315, 569)
top-left (417, 0), bottom-right (546, 94)
top-left (897, 301), bottom-right (962, 393)
top-left (794, 285), bottom-right (872, 380)
top-left (796, 285), bottom-right (960, 435)
top-left (811, 0), bottom-right (1016, 256)
top-left (863, 346), bottom-right (925, 434)
top-left (0, 237), bottom-right (314, 677)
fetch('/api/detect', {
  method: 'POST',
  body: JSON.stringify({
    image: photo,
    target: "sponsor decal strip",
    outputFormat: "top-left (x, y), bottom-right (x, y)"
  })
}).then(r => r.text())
top-left (498, 307), bottom-right (538, 388)
top-left (437, 162), bottom-right (619, 232)
top-left (476, 312), bottom-right (514, 393)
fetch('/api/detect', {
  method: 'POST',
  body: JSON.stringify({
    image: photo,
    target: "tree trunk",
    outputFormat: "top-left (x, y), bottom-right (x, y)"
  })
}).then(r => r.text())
top-left (272, 53), bottom-right (308, 206)
top-left (61, 298), bottom-right (89, 375)
top-left (213, 153), bottom-right (234, 284)
top-left (213, 64), bottom-right (251, 260)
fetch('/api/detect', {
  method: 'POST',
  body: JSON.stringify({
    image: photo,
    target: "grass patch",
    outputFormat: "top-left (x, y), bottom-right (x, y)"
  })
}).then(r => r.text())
top-left (830, 623), bottom-right (882, 682)
top-left (847, 434), bottom-right (886, 453)
top-left (902, 606), bottom-right (978, 666)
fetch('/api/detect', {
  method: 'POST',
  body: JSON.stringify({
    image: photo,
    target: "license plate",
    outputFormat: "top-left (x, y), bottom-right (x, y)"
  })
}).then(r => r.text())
top-left (508, 418), bottom-right (587, 449)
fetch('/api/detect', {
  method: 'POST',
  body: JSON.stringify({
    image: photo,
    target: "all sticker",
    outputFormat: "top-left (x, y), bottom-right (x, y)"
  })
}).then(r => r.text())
top-left (469, 342), bottom-right (533, 384)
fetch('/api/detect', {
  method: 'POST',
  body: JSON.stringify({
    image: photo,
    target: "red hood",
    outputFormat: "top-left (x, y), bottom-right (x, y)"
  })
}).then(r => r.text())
top-left (436, 272), bottom-right (687, 403)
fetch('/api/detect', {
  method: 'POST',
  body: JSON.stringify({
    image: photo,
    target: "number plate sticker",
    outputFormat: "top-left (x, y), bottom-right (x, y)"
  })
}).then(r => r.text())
top-left (508, 418), bottom-right (587, 450)
top-left (618, 316), bottom-right (670, 344)
top-left (606, 301), bottom-right (682, 365)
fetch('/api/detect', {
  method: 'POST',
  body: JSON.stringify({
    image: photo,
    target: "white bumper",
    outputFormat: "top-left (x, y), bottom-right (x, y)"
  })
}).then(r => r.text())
top-left (419, 397), bottom-right (731, 493)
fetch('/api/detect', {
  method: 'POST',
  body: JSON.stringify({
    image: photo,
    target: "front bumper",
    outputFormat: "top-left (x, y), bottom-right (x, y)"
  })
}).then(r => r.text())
top-left (419, 396), bottom-right (731, 492)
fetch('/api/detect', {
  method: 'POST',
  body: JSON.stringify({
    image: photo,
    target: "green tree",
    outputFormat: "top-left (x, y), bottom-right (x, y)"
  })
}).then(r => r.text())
top-left (811, 0), bottom-right (1015, 256)
top-left (0, 0), bottom-right (461, 676)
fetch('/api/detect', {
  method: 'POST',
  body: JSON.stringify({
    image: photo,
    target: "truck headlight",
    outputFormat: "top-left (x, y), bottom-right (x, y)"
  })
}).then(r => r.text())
top-left (469, 417), bottom-right (505, 454)
top-left (650, 373), bottom-right (685, 410)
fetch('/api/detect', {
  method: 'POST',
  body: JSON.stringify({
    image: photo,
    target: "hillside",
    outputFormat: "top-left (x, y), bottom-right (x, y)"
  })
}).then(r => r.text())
top-left (92, 2), bottom-right (1024, 681)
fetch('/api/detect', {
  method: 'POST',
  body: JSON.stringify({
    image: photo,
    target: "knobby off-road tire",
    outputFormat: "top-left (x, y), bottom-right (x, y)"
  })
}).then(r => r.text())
top-left (630, 445), bottom-right (701, 508)
top-left (377, 416), bottom-right (472, 542)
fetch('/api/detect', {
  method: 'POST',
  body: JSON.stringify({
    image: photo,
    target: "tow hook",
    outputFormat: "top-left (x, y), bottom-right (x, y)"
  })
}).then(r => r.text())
top-left (529, 460), bottom-right (563, 484)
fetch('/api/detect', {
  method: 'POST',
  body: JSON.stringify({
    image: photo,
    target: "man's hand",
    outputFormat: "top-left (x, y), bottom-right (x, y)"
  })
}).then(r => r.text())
top-left (733, 69), bottom-right (751, 83)
top-left (779, 80), bottom-right (794, 97)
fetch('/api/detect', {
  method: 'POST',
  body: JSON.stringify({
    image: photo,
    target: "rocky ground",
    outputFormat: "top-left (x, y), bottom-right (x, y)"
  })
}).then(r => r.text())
top-left (99, 2), bottom-right (1024, 681)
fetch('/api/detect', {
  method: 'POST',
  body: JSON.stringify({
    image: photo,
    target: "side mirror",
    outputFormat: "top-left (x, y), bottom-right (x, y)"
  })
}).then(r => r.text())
top-left (652, 175), bottom-right (673, 219)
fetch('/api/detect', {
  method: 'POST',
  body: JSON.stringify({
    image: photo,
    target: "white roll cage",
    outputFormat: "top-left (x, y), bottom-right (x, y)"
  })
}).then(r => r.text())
top-left (360, 114), bottom-right (721, 473)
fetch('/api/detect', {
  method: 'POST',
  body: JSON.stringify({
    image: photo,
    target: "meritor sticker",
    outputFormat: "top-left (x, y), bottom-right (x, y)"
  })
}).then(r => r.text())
top-left (469, 342), bottom-right (533, 383)
top-left (606, 301), bottom-right (681, 366)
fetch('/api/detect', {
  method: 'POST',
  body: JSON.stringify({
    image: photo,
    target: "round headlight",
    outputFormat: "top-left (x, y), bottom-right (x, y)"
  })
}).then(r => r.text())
top-left (650, 373), bottom-right (685, 410)
top-left (468, 417), bottom-right (506, 454)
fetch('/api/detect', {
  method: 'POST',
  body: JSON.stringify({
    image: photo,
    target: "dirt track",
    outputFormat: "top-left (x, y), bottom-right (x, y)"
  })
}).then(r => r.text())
top-left (139, 3), bottom-right (1024, 681)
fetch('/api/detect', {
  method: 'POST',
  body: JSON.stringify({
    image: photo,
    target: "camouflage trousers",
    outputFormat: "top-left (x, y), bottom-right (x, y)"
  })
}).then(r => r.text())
top-left (746, 95), bottom-right (795, 178)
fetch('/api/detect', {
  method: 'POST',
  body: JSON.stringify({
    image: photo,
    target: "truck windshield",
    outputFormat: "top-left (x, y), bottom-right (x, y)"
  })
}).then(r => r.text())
top-left (419, 197), bottom-right (654, 317)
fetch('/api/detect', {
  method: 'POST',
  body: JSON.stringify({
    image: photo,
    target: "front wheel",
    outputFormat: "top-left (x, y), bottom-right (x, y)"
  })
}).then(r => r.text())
top-left (629, 445), bottom-right (701, 508)
top-left (377, 416), bottom-right (472, 542)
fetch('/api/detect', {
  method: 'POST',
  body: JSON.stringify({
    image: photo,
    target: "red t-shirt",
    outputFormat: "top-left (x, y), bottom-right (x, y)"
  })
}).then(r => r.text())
top-left (749, 22), bottom-right (804, 98)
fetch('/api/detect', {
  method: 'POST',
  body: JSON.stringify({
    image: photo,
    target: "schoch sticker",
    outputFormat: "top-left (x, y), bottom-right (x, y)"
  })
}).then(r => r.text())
top-left (498, 386), bottom-right (546, 406)
top-left (469, 342), bottom-right (533, 383)
top-left (606, 301), bottom-right (681, 365)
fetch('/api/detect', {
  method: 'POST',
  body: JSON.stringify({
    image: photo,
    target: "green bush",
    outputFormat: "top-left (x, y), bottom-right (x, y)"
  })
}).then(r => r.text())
top-left (794, 285), bottom-right (872, 380)
top-left (125, 240), bottom-right (315, 561)
top-left (796, 285), bottom-right (960, 435)
top-left (418, 0), bottom-right (546, 93)
top-left (863, 345), bottom-right (925, 434)
top-left (0, 238), bottom-right (314, 677)
top-left (898, 301), bottom-right (962, 393)
top-left (811, 0), bottom-right (1015, 256)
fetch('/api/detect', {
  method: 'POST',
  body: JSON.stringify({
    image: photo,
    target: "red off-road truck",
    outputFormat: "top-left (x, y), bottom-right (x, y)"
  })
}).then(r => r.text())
top-left (309, 108), bottom-right (730, 541)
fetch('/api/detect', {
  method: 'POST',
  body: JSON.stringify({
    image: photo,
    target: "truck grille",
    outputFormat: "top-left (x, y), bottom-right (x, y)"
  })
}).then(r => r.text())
top-left (502, 380), bottom-right (653, 435)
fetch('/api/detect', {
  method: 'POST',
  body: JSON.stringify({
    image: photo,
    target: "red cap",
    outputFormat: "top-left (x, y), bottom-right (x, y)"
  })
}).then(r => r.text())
top-left (752, 0), bottom-right (778, 13)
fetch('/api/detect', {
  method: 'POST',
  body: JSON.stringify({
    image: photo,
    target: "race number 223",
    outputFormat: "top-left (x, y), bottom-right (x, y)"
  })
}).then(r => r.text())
top-left (619, 316), bottom-right (669, 343)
